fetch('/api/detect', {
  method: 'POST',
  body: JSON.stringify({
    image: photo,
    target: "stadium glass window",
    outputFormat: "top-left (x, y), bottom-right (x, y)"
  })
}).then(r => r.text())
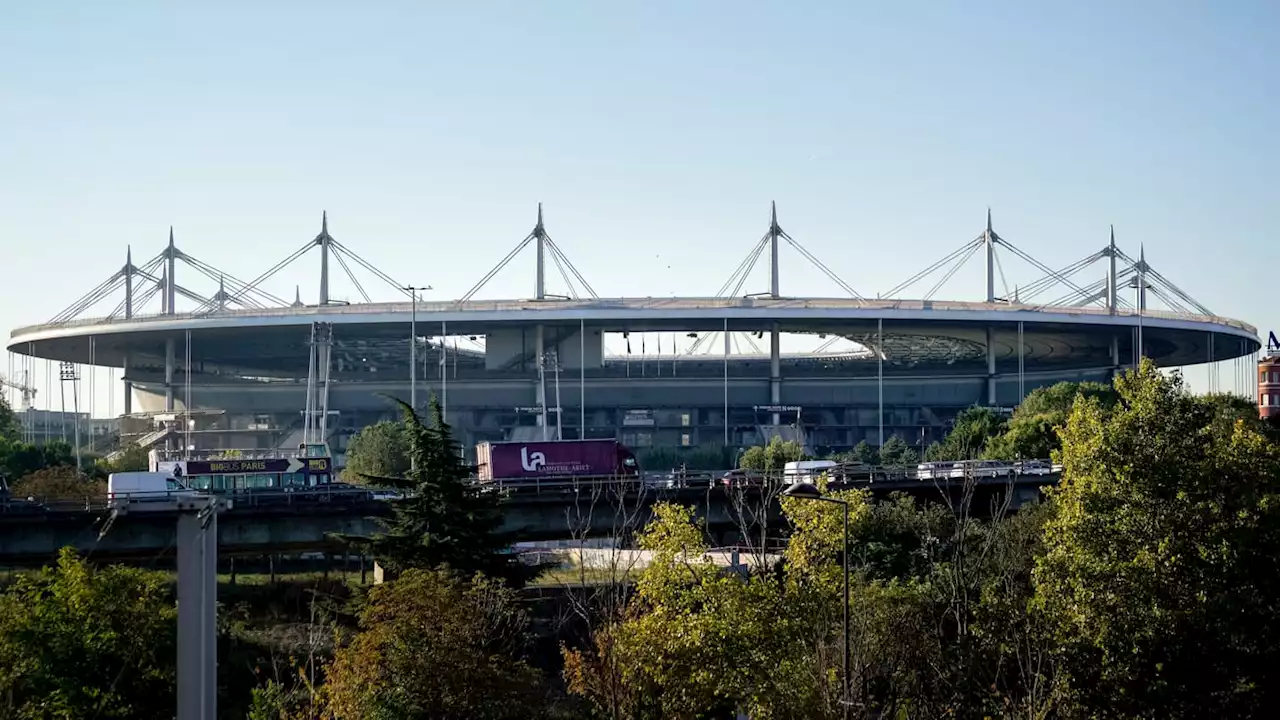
top-left (681, 433), bottom-right (691, 447)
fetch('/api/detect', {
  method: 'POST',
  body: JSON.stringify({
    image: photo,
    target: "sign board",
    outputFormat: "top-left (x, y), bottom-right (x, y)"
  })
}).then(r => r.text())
top-left (753, 405), bottom-right (802, 413)
top-left (1268, 331), bottom-right (1279, 353)
top-left (622, 409), bottom-right (654, 426)
top-left (175, 457), bottom-right (331, 477)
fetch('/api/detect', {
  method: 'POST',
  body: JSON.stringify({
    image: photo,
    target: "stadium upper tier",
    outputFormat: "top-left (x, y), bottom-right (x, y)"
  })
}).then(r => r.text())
top-left (7, 297), bottom-right (1260, 374)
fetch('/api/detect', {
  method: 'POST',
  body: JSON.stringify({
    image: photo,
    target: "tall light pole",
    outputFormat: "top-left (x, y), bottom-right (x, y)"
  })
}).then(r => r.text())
top-left (782, 481), bottom-right (851, 719)
top-left (401, 286), bottom-right (432, 412)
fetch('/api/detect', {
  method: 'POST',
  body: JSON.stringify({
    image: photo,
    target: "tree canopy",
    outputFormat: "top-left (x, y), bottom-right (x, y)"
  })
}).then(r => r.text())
top-left (984, 380), bottom-right (1116, 461)
top-left (342, 420), bottom-right (410, 484)
top-left (738, 436), bottom-right (807, 472)
top-left (325, 568), bottom-right (544, 720)
top-left (345, 398), bottom-right (528, 584)
top-left (925, 405), bottom-right (1005, 461)
top-left (1036, 360), bottom-right (1280, 716)
top-left (0, 395), bottom-right (20, 444)
top-left (0, 548), bottom-right (177, 719)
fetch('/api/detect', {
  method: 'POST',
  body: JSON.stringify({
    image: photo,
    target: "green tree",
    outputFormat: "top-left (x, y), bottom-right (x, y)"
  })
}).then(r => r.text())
top-left (0, 395), bottom-right (19, 443)
top-left (324, 568), bottom-right (545, 720)
top-left (0, 438), bottom-right (75, 482)
top-left (1036, 360), bottom-right (1280, 716)
top-left (834, 440), bottom-right (877, 465)
top-left (345, 398), bottom-right (528, 584)
top-left (0, 548), bottom-right (177, 719)
top-left (925, 406), bottom-right (1005, 461)
top-left (737, 436), bottom-right (807, 473)
top-left (877, 435), bottom-right (918, 468)
top-left (342, 420), bottom-right (410, 484)
top-left (565, 502), bottom-right (840, 719)
top-left (984, 381), bottom-right (1116, 461)
top-left (97, 443), bottom-right (150, 474)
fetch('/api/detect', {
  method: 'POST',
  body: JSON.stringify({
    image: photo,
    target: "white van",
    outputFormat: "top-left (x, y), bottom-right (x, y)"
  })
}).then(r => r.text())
top-left (107, 472), bottom-right (196, 508)
top-left (783, 460), bottom-right (837, 483)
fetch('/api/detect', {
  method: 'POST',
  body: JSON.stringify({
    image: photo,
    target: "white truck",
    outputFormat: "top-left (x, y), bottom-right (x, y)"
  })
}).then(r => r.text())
top-left (107, 472), bottom-right (197, 508)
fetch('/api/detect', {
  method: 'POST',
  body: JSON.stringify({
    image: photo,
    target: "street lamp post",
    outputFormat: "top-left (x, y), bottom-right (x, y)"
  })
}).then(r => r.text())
top-left (402, 286), bottom-right (431, 471)
top-left (782, 481), bottom-right (850, 719)
top-left (401, 286), bottom-right (432, 412)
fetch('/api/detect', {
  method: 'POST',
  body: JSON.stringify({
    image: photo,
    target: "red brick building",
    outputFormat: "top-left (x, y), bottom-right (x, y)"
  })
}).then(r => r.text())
top-left (1259, 347), bottom-right (1280, 420)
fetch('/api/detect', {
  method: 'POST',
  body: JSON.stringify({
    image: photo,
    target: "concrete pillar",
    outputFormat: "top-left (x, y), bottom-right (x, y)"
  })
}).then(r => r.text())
top-left (535, 324), bottom-right (547, 433)
top-left (165, 338), bottom-right (176, 411)
top-left (177, 505), bottom-right (217, 720)
top-left (770, 323), bottom-right (781, 426)
top-left (986, 326), bottom-right (997, 406)
top-left (122, 353), bottom-right (133, 415)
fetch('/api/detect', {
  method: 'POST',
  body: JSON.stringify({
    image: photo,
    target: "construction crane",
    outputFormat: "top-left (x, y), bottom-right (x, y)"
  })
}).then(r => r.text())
top-left (0, 371), bottom-right (37, 410)
top-left (0, 371), bottom-right (38, 444)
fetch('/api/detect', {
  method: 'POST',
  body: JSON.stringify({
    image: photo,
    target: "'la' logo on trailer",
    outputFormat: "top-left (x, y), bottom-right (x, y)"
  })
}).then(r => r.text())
top-left (521, 447), bottom-right (546, 472)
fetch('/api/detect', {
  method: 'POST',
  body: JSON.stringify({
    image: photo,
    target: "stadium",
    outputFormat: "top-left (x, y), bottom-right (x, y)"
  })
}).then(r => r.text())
top-left (4, 206), bottom-right (1261, 463)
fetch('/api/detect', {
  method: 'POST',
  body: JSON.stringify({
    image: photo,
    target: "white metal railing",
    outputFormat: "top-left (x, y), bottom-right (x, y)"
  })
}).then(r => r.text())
top-left (13, 296), bottom-right (1257, 335)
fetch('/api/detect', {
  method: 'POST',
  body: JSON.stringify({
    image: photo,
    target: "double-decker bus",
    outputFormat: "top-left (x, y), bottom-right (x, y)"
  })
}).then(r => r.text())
top-left (147, 444), bottom-right (360, 498)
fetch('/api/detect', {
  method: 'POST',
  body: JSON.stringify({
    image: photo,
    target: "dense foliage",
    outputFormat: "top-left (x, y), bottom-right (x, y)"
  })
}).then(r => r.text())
top-left (344, 397), bottom-right (529, 584)
top-left (341, 420), bottom-right (409, 484)
top-left (0, 549), bottom-right (177, 719)
top-left (737, 436), bottom-right (807, 472)
top-left (325, 568), bottom-right (545, 719)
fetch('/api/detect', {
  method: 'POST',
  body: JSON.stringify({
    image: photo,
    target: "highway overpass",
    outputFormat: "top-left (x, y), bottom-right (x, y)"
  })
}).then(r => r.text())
top-left (0, 475), bottom-right (1054, 567)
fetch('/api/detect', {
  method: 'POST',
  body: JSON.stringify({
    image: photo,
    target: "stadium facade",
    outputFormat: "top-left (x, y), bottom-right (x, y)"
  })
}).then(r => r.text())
top-left (5, 207), bottom-right (1261, 463)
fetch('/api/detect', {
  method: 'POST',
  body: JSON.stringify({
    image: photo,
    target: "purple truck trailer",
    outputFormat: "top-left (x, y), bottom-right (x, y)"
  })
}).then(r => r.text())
top-left (474, 439), bottom-right (640, 484)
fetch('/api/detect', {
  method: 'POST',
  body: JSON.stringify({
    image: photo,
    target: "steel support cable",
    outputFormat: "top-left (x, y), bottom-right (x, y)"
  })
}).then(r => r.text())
top-left (189, 270), bottom-right (268, 310)
top-left (1043, 277), bottom-right (1108, 308)
top-left (715, 233), bottom-right (770, 297)
top-left (545, 235), bottom-right (598, 298)
top-left (52, 273), bottom-right (127, 323)
top-left (129, 283), bottom-right (163, 313)
top-left (459, 233), bottom-right (536, 303)
top-left (176, 251), bottom-right (282, 306)
top-left (741, 332), bottom-right (763, 354)
top-left (545, 241), bottom-right (580, 300)
top-left (924, 241), bottom-right (983, 300)
top-left (995, 238), bottom-right (1094, 303)
top-left (128, 268), bottom-right (213, 308)
top-left (105, 255), bottom-right (170, 319)
top-left (1143, 266), bottom-right (1213, 315)
top-left (729, 239), bottom-right (768, 297)
top-left (329, 241), bottom-right (411, 299)
top-left (1016, 251), bottom-right (1105, 300)
top-left (993, 246), bottom-right (1011, 300)
top-left (881, 236), bottom-right (984, 299)
top-left (52, 247), bottom-right (168, 322)
top-left (222, 239), bottom-right (316, 308)
top-left (331, 249), bottom-right (372, 303)
top-left (176, 261), bottom-right (268, 310)
top-left (1147, 285), bottom-right (1196, 315)
top-left (177, 254), bottom-right (283, 308)
top-left (780, 231), bottom-right (865, 300)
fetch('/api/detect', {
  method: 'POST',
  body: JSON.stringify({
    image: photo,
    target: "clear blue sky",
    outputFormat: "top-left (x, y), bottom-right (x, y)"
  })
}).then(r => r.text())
top-left (2, 1), bottom-right (1277, 412)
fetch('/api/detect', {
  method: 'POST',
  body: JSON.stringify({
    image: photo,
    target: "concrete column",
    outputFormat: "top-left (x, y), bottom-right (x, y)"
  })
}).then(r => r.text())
top-left (769, 322), bottom-right (781, 425)
top-left (165, 338), bottom-right (176, 411)
top-left (177, 506), bottom-right (217, 720)
top-left (535, 324), bottom-right (546, 432)
top-left (122, 353), bottom-right (133, 415)
top-left (986, 326), bottom-right (997, 406)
